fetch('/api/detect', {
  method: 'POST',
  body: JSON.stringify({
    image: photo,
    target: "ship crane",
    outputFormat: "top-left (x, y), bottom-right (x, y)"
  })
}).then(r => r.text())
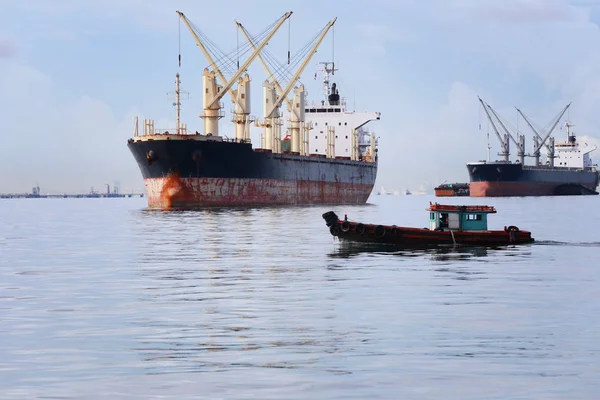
top-left (177, 10), bottom-right (292, 138)
top-left (515, 103), bottom-right (570, 167)
top-left (478, 97), bottom-right (511, 162)
top-left (487, 101), bottom-right (526, 164)
top-left (239, 18), bottom-right (336, 153)
top-left (236, 22), bottom-right (301, 153)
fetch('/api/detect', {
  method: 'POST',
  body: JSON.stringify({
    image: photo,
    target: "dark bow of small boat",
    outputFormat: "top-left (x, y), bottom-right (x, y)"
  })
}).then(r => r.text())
top-left (322, 208), bottom-right (534, 246)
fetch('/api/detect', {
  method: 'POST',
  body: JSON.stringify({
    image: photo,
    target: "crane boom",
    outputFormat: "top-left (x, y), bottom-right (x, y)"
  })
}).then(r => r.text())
top-left (236, 22), bottom-right (293, 112)
top-left (177, 10), bottom-right (293, 108)
top-left (516, 103), bottom-right (570, 152)
top-left (487, 105), bottom-right (521, 148)
top-left (266, 17), bottom-right (337, 117)
top-left (478, 97), bottom-right (506, 148)
top-left (177, 11), bottom-right (229, 91)
top-left (209, 12), bottom-right (292, 108)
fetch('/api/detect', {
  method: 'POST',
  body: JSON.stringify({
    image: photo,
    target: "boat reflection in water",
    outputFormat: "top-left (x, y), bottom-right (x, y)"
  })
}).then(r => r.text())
top-left (327, 241), bottom-right (499, 260)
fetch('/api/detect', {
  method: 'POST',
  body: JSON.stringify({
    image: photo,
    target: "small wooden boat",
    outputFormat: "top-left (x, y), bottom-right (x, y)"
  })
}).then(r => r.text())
top-left (322, 202), bottom-right (534, 246)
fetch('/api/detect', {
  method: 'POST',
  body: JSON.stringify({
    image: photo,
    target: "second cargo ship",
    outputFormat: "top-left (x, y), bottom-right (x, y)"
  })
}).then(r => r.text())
top-left (467, 98), bottom-right (599, 197)
top-left (127, 11), bottom-right (381, 208)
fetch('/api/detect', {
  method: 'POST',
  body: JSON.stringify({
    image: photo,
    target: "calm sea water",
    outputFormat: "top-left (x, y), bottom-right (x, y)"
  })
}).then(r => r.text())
top-left (1, 194), bottom-right (599, 399)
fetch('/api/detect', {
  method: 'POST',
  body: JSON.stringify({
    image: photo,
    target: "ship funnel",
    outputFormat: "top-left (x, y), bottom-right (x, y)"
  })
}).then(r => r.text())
top-left (328, 82), bottom-right (340, 105)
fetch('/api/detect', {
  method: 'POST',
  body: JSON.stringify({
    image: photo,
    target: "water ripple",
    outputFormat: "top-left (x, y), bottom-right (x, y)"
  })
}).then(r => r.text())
top-left (1, 196), bottom-right (600, 399)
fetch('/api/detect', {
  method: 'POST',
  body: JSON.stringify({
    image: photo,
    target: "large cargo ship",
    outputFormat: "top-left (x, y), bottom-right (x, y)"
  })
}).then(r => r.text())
top-left (127, 11), bottom-right (380, 209)
top-left (467, 98), bottom-right (599, 197)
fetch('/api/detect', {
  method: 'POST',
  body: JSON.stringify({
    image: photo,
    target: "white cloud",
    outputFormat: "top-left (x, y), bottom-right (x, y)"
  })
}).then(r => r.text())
top-left (0, 61), bottom-right (156, 194)
top-left (460, 0), bottom-right (584, 24)
top-left (375, 82), bottom-right (489, 191)
top-left (3, 0), bottom-right (600, 195)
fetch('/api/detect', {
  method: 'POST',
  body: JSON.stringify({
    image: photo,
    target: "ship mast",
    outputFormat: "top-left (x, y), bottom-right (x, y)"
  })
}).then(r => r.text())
top-left (167, 73), bottom-right (189, 134)
top-left (176, 73), bottom-right (180, 133)
top-left (319, 61), bottom-right (338, 100)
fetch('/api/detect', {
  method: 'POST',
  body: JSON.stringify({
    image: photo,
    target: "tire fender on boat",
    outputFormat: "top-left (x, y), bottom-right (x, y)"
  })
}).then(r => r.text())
top-left (374, 225), bottom-right (386, 238)
top-left (341, 221), bottom-right (351, 232)
top-left (507, 225), bottom-right (519, 232)
top-left (356, 223), bottom-right (366, 235)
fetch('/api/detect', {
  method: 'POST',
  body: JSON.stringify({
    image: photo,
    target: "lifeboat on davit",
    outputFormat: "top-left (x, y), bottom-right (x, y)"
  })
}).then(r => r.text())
top-left (322, 202), bottom-right (534, 246)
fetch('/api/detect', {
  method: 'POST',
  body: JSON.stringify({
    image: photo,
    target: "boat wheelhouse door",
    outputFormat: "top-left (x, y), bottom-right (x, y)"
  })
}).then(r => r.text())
top-left (430, 211), bottom-right (450, 230)
top-left (448, 213), bottom-right (460, 230)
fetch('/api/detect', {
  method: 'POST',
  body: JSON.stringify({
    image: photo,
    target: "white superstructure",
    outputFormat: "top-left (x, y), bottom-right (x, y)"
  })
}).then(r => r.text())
top-left (300, 62), bottom-right (380, 161)
top-left (555, 122), bottom-right (598, 169)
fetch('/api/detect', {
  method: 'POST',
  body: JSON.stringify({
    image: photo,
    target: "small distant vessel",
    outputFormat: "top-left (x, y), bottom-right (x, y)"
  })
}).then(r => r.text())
top-left (467, 98), bottom-right (599, 197)
top-left (434, 182), bottom-right (470, 197)
top-left (405, 189), bottom-right (412, 195)
top-left (322, 202), bottom-right (534, 246)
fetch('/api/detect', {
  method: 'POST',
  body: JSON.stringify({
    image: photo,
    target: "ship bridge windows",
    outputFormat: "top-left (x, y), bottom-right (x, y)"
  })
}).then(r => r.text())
top-left (466, 214), bottom-right (483, 221)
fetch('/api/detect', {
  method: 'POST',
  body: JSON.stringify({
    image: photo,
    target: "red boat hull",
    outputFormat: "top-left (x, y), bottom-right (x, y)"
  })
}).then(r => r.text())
top-left (470, 181), bottom-right (558, 197)
top-left (322, 212), bottom-right (534, 246)
top-left (145, 176), bottom-right (374, 208)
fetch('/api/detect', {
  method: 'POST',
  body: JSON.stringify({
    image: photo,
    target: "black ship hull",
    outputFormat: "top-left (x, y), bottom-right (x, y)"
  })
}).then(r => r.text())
top-left (467, 162), bottom-right (599, 197)
top-left (127, 135), bottom-right (378, 208)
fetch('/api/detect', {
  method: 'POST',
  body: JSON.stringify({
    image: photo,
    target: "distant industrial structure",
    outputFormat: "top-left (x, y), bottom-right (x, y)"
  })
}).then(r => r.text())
top-left (0, 182), bottom-right (144, 199)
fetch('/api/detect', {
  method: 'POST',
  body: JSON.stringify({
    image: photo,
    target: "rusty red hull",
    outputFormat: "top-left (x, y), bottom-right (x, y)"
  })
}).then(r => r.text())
top-left (146, 176), bottom-right (374, 208)
top-left (127, 136), bottom-right (377, 209)
top-left (469, 181), bottom-right (558, 197)
top-left (467, 162), bottom-right (599, 197)
top-left (322, 212), bottom-right (534, 246)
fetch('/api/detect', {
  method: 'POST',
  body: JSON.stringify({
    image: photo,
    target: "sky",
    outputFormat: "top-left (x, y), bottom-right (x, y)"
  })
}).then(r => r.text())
top-left (2, 0), bottom-right (600, 194)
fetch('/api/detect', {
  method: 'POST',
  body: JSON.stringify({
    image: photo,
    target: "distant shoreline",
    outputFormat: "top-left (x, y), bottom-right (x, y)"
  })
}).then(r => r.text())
top-left (0, 193), bottom-right (144, 199)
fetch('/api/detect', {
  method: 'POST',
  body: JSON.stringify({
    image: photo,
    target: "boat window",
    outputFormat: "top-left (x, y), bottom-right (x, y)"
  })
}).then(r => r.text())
top-left (466, 214), bottom-right (483, 221)
top-left (430, 212), bottom-right (435, 220)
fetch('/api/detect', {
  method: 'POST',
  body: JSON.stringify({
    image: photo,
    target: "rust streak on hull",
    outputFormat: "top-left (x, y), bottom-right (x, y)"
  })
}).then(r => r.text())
top-left (146, 177), bottom-right (373, 209)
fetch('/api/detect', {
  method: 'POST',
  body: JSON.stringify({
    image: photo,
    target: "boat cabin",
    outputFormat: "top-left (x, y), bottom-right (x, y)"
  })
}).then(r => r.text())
top-left (427, 202), bottom-right (496, 231)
